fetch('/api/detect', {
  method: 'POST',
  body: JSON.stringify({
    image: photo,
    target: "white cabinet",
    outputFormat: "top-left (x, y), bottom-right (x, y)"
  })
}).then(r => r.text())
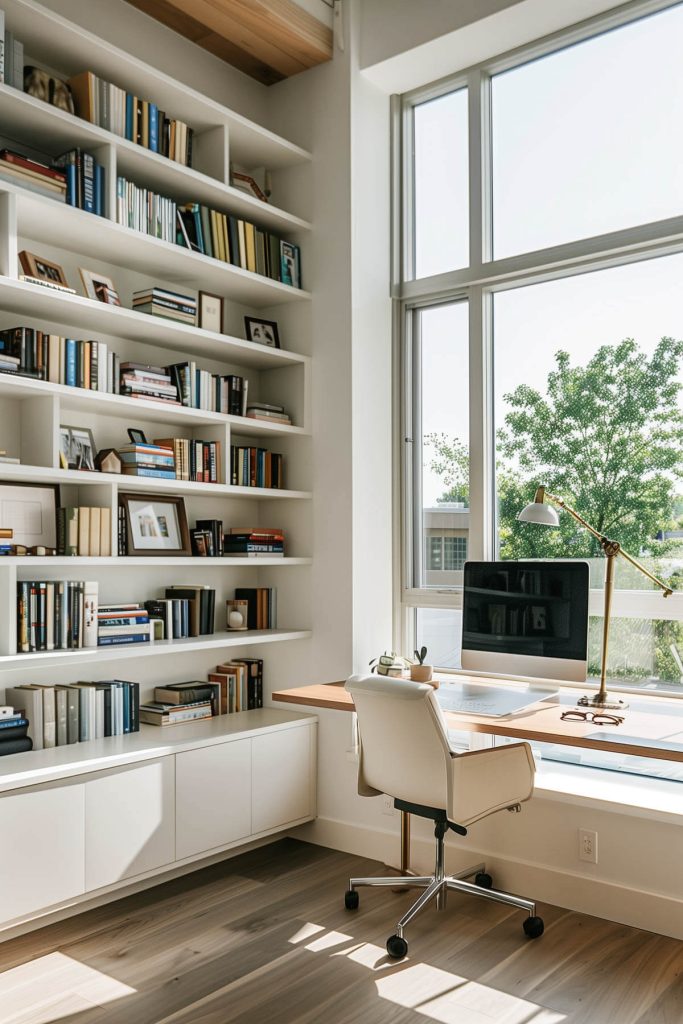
top-left (176, 739), bottom-right (252, 860)
top-left (0, 780), bottom-right (85, 924)
top-left (85, 757), bottom-right (175, 891)
top-left (252, 726), bottom-right (314, 834)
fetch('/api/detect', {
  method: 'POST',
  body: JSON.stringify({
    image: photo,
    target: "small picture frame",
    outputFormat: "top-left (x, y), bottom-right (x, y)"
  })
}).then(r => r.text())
top-left (244, 316), bottom-right (280, 349)
top-left (19, 251), bottom-right (69, 288)
top-left (198, 291), bottom-right (224, 333)
top-left (0, 483), bottom-right (58, 548)
top-left (79, 268), bottom-right (122, 306)
top-left (279, 241), bottom-right (300, 289)
top-left (226, 599), bottom-right (249, 631)
top-left (127, 428), bottom-right (147, 445)
top-left (120, 493), bottom-right (191, 556)
top-left (60, 425), bottom-right (97, 472)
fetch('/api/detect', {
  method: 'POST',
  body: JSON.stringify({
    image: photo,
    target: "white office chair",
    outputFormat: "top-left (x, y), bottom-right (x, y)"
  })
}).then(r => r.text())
top-left (344, 673), bottom-right (544, 958)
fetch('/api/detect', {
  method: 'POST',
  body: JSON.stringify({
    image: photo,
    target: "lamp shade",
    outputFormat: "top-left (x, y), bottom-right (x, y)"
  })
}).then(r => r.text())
top-left (517, 501), bottom-right (560, 527)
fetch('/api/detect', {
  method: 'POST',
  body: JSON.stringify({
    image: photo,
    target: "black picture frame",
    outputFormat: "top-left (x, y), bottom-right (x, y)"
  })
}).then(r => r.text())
top-left (127, 428), bottom-right (148, 445)
top-left (244, 316), bottom-right (280, 349)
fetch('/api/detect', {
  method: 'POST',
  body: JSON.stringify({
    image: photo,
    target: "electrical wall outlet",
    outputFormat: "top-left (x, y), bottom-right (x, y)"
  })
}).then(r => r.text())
top-left (578, 828), bottom-right (598, 864)
top-left (382, 794), bottom-right (395, 816)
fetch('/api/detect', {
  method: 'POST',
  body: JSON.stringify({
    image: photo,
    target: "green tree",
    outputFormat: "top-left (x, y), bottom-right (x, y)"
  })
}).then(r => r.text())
top-left (424, 434), bottom-right (469, 504)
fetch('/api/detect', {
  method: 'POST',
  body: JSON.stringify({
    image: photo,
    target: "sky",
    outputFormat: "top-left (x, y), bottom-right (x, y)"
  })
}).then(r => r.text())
top-left (414, 2), bottom-right (683, 509)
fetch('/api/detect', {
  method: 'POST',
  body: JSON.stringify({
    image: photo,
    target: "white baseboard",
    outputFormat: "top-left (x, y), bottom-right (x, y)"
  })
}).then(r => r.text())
top-left (291, 817), bottom-right (683, 941)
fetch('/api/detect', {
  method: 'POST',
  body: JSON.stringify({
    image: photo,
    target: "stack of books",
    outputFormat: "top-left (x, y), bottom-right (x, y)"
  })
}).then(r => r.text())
top-left (0, 710), bottom-right (32, 757)
top-left (224, 527), bottom-right (284, 558)
top-left (6, 681), bottom-right (140, 750)
top-left (57, 506), bottom-right (112, 556)
top-left (0, 149), bottom-right (67, 202)
top-left (192, 519), bottom-right (224, 557)
top-left (140, 697), bottom-right (212, 727)
top-left (0, 526), bottom-right (13, 556)
top-left (133, 287), bottom-right (197, 325)
top-left (230, 446), bottom-right (284, 489)
top-left (208, 658), bottom-right (264, 713)
top-left (234, 588), bottom-right (277, 630)
top-left (69, 71), bottom-right (194, 166)
top-left (153, 679), bottom-right (220, 716)
top-left (53, 148), bottom-right (106, 215)
top-left (145, 585), bottom-right (216, 639)
top-left (119, 362), bottom-right (180, 405)
top-left (154, 437), bottom-right (221, 483)
top-left (246, 402), bottom-right (291, 425)
top-left (118, 442), bottom-right (176, 479)
top-left (0, 326), bottom-right (120, 391)
top-left (115, 176), bottom-right (302, 286)
top-left (97, 603), bottom-right (152, 648)
top-left (16, 580), bottom-right (98, 652)
top-left (168, 362), bottom-right (246, 414)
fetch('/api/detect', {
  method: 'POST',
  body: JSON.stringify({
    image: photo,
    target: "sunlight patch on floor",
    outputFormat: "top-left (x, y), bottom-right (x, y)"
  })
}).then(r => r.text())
top-left (0, 951), bottom-right (136, 1024)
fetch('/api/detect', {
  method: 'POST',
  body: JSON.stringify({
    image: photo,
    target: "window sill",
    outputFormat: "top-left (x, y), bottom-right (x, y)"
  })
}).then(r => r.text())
top-left (534, 761), bottom-right (683, 823)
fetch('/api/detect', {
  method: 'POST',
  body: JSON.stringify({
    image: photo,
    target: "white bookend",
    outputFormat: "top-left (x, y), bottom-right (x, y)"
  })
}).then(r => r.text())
top-left (84, 581), bottom-right (99, 649)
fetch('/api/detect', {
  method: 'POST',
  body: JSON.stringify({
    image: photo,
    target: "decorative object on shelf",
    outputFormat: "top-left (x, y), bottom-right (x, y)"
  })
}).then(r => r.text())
top-left (127, 428), bottom-right (148, 445)
top-left (60, 425), bottom-right (97, 471)
top-left (244, 316), bottom-right (280, 349)
top-left (19, 250), bottom-right (70, 288)
top-left (198, 291), bottom-right (224, 333)
top-left (24, 66), bottom-right (75, 113)
top-left (119, 492), bottom-right (191, 556)
top-left (231, 170), bottom-right (269, 203)
top-left (0, 483), bottom-right (58, 548)
top-left (280, 241), bottom-right (301, 289)
top-left (27, 545), bottom-right (57, 556)
top-left (518, 485), bottom-right (674, 710)
top-left (226, 599), bottom-right (249, 631)
top-left (369, 651), bottom-right (411, 678)
top-left (79, 268), bottom-right (121, 305)
top-left (410, 646), bottom-right (436, 685)
top-left (95, 449), bottom-right (123, 474)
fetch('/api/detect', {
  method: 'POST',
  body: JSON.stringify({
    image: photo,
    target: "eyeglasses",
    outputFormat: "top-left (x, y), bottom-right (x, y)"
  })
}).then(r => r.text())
top-left (560, 709), bottom-right (624, 726)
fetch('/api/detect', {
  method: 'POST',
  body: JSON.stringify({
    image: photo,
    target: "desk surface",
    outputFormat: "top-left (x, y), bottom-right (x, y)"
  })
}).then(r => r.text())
top-left (272, 677), bottom-right (683, 764)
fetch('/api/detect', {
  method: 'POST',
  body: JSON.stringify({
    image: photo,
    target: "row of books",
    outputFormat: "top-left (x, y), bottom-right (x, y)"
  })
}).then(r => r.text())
top-left (235, 587), bottom-right (277, 630)
top-left (69, 70), bottom-right (194, 166)
top-left (0, 326), bottom-right (121, 392)
top-left (145, 585), bottom-right (216, 639)
top-left (116, 176), bottom-right (302, 287)
top-left (54, 148), bottom-right (106, 214)
top-left (97, 603), bottom-right (152, 648)
top-left (17, 580), bottom-right (98, 652)
top-left (141, 659), bottom-right (264, 725)
top-left (1, 23), bottom-right (24, 90)
top-left (133, 286), bottom-right (197, 326)
top-left (6, 681), bottom-right (140, 751)
top-left (57, 506), bottom-right (113, 557)
top-left (169, 362), bottom-right (247, 415)
top-left (231, 446), bottom-right (284, 489)
top-left (0, 712), bottom-right (32, 757)
top-left (155, 437), bottom-right (222, 483)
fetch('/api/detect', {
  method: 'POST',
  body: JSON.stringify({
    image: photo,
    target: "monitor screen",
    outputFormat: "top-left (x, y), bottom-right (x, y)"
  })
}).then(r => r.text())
top-left (461, 561), bottom-right (589, 681)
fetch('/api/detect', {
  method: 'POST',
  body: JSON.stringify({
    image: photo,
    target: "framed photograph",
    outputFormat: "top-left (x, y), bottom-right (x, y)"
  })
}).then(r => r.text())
top-left (60, 425), bottom-right (96, 471)
top-left (120, 493), bottom-right (191, 556)
top-left (0, 483), bottom-right (58, 548)
top-left (198, 291), bottom-right (224, 333)
top-left (79, 268), bottom-right (122, 306)
top-left (127, 428), bottom-right (147, 445)
top-left (279, 241), bottom-right (301, 289)
top-left (244, 316), bottom-right (280, 349)
top-left (19, 251), bottom-right (69, 287)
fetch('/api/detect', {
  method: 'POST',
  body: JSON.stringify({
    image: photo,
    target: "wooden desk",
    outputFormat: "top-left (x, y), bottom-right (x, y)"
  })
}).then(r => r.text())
top-left (273, 677), bottom-right (683, 873)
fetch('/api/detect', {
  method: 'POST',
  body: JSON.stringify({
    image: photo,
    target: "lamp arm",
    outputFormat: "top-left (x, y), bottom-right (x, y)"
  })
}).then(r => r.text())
top-left (542, 489), bottom-right (674, 598)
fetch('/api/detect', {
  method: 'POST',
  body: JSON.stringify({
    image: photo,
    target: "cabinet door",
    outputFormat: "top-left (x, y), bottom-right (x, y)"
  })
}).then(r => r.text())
top-left (0, 780), bottom-right (85, 924)
top-left (176, 739), bottom-right (251, 860)
top-left (85, 757), bottom-right (175, 892)
top-left (252, 725), bottom-right (314, 834)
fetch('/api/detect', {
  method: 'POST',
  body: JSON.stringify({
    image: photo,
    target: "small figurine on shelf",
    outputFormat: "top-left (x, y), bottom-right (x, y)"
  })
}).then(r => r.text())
top-left (226, 599), bottom-right (249, 631)
top-left (410, 646), bottom-right (436, 686)
top-left (95, 448), bottom-right (123, 474)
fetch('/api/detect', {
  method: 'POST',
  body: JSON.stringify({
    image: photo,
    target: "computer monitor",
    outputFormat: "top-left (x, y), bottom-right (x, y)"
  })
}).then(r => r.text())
top-left (461, 561), bottom-right (589, 682)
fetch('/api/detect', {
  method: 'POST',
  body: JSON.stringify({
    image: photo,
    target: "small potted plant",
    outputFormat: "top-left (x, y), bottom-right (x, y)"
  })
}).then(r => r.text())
top-left (410, 646), bottom-right (436, 685)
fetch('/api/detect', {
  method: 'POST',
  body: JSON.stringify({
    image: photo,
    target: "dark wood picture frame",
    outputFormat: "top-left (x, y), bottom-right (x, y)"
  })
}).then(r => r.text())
top-left (19, 250), bottom-right (69, 287)
top-left (119, 492), bottom-right (191, 556)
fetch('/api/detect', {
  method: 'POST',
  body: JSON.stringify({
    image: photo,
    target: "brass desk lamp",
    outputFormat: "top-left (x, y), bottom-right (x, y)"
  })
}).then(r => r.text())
top-left (517, 486), bottom-right (673, 710)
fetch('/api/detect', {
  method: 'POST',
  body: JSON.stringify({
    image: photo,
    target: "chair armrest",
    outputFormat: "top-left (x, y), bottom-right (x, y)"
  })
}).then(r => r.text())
top-left (448, 743), bottom-right (535, 827)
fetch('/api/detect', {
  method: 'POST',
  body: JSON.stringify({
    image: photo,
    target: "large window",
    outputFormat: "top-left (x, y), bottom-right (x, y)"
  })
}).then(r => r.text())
top-left (399, 2), bottom-right (683, 717)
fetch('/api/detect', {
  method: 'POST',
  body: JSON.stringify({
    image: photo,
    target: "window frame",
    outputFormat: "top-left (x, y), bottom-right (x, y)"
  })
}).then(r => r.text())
top-left (394, 0), bottom-right (683, 698)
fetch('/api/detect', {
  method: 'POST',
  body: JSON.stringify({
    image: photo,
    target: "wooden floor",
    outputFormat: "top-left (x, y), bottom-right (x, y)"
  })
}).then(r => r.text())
top-left (1, 839), bottom-right (682, 1024)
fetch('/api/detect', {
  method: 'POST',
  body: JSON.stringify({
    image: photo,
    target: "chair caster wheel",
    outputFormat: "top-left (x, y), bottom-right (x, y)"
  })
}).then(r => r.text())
top-left (386, 934), bottom-right (408, 959)
top-left (344, 889), bottom-right (359, 910)
top-left (523, 916), bottom-right (544, 939)
top-left (474, 871), bottom-right (493, 889)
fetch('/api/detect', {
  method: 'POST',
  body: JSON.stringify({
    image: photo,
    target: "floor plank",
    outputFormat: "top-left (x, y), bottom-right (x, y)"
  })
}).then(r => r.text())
top-left (0, 839), bottom-right (680, 1024)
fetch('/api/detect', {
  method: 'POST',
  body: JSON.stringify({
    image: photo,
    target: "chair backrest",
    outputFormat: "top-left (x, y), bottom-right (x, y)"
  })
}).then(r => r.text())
top-left (346, 673), bottom-right (453, 809)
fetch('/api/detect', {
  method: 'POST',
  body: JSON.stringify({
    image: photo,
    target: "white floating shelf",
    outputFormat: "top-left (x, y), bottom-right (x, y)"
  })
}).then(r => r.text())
top-left (0, 464), bottom-right (312, 499)
top-left (0, 0), bottom-right (311, 170)
top-left (10, 185), bottom-right (311, 307)
top-left (0, 629), bottom-right (313, 668)
top-left (0, 375), bottom-right (308, 437)
top-left (8, 556), bottom-right (311, 567)
top-left (0, 278), bottom-right (309, 368)
top-left (0, 85), bottom-right (311, 235)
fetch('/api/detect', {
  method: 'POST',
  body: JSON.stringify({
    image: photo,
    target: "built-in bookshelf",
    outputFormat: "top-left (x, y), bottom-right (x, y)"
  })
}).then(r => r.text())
top-left (0, 0), bottom-right (313, 740)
